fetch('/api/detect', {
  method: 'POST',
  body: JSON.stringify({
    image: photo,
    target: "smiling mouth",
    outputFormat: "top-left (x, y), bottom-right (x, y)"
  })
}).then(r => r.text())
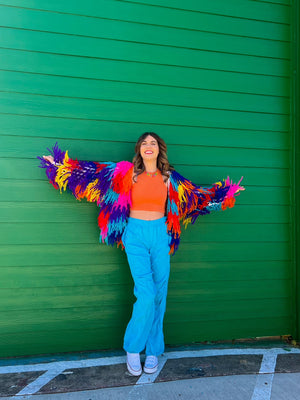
top-left (144, 151), bottom-right (153, 154)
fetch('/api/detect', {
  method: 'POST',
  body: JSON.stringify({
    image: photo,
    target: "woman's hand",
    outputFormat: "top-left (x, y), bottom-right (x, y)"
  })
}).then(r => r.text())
top-left (43, 155), bottom-right (54, 164)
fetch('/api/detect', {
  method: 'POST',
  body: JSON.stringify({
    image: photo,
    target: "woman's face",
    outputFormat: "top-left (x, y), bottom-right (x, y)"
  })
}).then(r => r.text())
top-left (140, 135), bottom-right (159, 162)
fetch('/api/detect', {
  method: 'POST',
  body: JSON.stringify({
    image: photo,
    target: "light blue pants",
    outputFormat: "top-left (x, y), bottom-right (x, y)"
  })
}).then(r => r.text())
top-left (122, 217), bottom-right (171, 356)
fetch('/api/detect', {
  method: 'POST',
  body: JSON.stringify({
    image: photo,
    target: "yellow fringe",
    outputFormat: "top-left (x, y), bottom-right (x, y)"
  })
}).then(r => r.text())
top-left (84, 179), bottom-right (101, 202)
top-left (55, 151), bottom-right (71, 193)
top-left (182, 217), bottom-right (192, 229)
top-left (177, 184), bottom-right (186, 204)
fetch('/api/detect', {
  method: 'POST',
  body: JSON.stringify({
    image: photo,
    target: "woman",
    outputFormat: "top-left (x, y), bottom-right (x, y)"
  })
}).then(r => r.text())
top-left (40, 132), bottom-right (244, 377)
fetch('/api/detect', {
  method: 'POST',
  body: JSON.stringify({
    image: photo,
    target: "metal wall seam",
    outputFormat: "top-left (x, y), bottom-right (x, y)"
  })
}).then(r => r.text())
top-left (290, 0), bottom-right (300, 341)
top-left (295, 0), bottom-right (300, 341)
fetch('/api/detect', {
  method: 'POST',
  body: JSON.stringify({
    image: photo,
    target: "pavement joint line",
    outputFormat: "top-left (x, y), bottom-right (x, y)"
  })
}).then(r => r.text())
top-left (258, 353), bottom-right (278, 374)
top-left (251, 373), bottom-right (275, 400)
top-left (135, 358), bottom-right (168, 385)
top-left (250, 352), bottom-right (278, 400)
top-left (15, 368), bottom-right (66, 396)
top-left (1, 347), bottom-right (300, 397)
top-left (0, 355), bottom-right (127, 374)
top-left (162, 347), bottom-right (300, 360)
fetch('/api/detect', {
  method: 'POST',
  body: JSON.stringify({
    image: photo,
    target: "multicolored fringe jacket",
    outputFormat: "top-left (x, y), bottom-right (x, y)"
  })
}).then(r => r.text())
top-left (38, 143), bottom-right (245, 255)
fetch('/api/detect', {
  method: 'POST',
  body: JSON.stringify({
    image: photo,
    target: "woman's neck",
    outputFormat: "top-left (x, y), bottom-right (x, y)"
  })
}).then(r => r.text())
top-left (143, 160), bottom-right (157, 173)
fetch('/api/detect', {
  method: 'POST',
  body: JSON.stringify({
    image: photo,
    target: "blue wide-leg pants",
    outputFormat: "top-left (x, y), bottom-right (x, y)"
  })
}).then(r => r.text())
top-left (122, 217), bottom-right (171, 356)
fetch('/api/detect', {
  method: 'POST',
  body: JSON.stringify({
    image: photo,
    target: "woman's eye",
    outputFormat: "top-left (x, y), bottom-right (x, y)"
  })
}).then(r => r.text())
top-left (141, 142), bottom-right (157, 147)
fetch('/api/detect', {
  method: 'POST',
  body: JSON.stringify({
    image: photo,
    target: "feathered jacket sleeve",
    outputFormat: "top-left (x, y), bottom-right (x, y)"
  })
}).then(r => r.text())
top-left (167, 170), bottom-right (245, 254)
top-left (37, 142), bottom-right (117, 202)
top-left (37, 143), bottom-right (134, 246)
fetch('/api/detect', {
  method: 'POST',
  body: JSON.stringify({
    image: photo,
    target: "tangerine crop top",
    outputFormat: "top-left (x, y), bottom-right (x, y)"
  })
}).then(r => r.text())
top-left (131, 170), bottom-right (168, 213)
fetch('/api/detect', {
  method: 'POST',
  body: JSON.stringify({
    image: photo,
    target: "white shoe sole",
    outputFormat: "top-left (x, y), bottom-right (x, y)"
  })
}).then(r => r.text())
top-left (127, 362), bottom-right (142, 376)
top-left (143, 364), bottom-right (158, 374)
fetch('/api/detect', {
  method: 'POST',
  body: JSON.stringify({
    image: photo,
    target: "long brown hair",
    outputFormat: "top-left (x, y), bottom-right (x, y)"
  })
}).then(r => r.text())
top-left (132, 132), bottom-right (174, 182)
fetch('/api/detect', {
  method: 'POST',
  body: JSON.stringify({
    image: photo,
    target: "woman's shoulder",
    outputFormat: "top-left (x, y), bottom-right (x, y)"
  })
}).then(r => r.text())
top-left (116, 160), bottom-right (134, 167)
top-left (166, 169), bottom-right (178, 178)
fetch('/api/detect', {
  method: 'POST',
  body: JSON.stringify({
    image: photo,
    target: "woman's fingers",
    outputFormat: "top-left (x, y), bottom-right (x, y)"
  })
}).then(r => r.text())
top-left (43, 155), bottom-right (54, 164)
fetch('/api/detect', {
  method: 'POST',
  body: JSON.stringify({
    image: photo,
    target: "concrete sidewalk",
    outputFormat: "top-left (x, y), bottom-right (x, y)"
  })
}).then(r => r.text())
top-left (0, 343), bottom-right (299, 400)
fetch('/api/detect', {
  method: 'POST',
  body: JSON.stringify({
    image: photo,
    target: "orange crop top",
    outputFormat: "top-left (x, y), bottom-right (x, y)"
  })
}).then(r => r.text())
top-left (131, 170), bottom-right (168, 213)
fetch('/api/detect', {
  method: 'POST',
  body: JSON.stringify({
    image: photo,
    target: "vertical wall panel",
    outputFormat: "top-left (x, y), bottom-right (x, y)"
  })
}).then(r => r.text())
top-left (0, 0), bottom-right (294, 357)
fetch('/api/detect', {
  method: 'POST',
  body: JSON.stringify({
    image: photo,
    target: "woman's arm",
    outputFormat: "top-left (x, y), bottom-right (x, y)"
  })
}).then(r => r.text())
top-left (38, 142), bottom-right (117, 203)
top-left (189, 176), bottom-right (244, 223)
top-left (169, 170), bottom-right (245, 227)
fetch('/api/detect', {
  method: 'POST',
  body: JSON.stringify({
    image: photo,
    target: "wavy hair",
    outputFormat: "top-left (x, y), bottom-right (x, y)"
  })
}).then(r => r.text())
top-left (132, 132), bottom-right (174, 182)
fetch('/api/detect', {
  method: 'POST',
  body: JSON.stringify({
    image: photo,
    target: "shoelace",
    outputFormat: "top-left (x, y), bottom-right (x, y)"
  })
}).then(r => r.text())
top-left (145, 356), bottom-right (158, 368)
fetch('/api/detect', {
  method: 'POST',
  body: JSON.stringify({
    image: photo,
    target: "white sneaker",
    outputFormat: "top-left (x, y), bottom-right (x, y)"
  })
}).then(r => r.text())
top-left (126, 352), bottom-right (142, 376)
top-left (143, 355), bottom-right (158, 374)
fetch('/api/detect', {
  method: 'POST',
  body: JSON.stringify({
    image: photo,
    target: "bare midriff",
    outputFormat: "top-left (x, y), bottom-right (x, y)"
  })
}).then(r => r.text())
top-left (129, 210), bottom-right (165, 220)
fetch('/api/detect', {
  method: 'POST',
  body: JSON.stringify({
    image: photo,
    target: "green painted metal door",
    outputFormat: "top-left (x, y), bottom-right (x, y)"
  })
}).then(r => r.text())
top-left (0, 0), bottom-right (297, 357)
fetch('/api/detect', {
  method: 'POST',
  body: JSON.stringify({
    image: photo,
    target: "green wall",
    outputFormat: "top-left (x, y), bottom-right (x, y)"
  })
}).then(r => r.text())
top-left (0, 0), bottom-right (297, 357)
